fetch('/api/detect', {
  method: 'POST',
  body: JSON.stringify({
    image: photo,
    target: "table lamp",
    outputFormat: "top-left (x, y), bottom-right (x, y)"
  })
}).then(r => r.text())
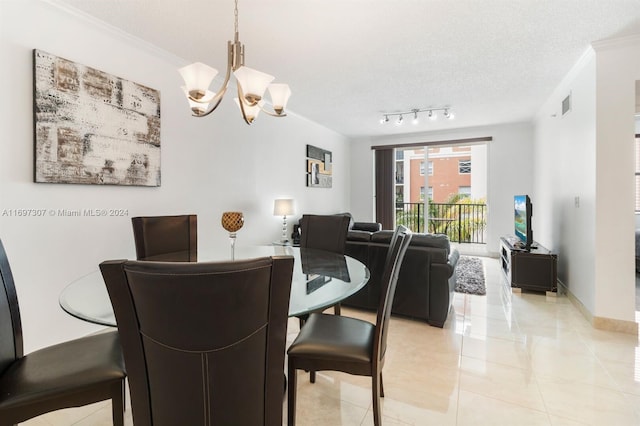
top-left (273, 198), bottom-right (295, 243)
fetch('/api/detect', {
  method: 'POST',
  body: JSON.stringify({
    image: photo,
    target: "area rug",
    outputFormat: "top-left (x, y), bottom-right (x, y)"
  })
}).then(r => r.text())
top-left (455, 256), bottom-right (486, 295)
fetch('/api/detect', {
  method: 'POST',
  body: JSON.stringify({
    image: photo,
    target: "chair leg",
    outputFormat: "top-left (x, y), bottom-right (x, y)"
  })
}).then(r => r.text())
top-left (287, 362), bottom-right (297, 426)
top-left (333, 303), bottom-right (341, 315)
top-left (111, 380), bottom-right (125, 426)
top-left (310, 370), bottom-right (316, 383)
top-left (380, 372), bottom-right (384, 398)
top-left (372, 374), bottom-right (382, 426)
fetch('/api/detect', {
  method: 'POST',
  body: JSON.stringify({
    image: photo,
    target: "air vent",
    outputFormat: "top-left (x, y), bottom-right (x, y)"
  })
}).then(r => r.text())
top-left (562, 93), bottom-right (571, 116)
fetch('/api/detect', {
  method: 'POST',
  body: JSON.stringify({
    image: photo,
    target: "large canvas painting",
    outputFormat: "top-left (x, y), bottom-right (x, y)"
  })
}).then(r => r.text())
top-left (306, 144), bottom-right (332, 188)
top-left (33, 49), bottom-right (161, 186)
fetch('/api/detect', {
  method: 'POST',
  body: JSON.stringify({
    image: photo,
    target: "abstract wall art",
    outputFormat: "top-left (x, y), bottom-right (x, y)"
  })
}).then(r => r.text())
top-left (33, 49), bottom-right (161, 186)
top-left (306, 144), bottom-right (332, 188)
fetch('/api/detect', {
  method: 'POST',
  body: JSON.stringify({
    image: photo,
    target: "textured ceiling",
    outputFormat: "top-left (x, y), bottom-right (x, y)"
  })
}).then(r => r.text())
top-left (55, 0), bottom-right (640, 138)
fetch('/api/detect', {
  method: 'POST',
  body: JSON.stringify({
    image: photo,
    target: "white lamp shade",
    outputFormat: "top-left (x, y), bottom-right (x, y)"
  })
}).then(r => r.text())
top-left (178, 62), bottom-right (218, 96)
top-left (273, 198), bottom-right (295, 216)
top-left (234, 97), bottom-right (264, 121)
top-left (267, 84), bottom-right (291, 112)
top-left (233, 66), bottom-right (275, 101)
top-left (181, 86), bottom-right (214, 111)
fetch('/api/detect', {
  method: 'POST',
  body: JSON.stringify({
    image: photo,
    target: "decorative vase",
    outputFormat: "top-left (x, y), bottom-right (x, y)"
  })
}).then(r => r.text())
top-left (221, 211), bottom-right (244, 259)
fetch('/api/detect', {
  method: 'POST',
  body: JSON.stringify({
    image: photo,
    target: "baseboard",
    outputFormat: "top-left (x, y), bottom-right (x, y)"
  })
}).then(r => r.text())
top-left (592, 316), bottom-right (639, 334)
top-left (560, 279), bottom-right (639, 335)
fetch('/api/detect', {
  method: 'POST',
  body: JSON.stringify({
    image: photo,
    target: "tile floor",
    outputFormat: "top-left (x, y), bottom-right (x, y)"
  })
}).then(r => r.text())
top-left (22, 256), bottom-right (640, 425)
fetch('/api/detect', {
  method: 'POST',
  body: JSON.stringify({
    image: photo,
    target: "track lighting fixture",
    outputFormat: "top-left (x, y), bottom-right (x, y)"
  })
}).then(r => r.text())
top-left (380, 107), bottom-right (454, 125)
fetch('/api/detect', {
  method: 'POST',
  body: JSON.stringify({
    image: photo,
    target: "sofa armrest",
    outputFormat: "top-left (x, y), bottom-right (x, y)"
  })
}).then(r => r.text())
top-left (353, 222), bottom-right (382, 232)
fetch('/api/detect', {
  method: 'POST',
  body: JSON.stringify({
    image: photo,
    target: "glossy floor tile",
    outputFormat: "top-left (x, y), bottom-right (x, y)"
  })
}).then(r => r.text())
top-left (22, 256), bottom-right (640, 425)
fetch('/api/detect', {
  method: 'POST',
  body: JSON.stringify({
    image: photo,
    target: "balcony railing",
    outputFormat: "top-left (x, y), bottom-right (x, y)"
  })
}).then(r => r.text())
top-left (395, 202), bottom-right (487, 244)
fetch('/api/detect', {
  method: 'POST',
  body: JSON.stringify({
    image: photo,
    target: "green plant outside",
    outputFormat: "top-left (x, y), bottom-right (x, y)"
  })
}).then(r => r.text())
top-left (395, 195), bottom-right (487, 242)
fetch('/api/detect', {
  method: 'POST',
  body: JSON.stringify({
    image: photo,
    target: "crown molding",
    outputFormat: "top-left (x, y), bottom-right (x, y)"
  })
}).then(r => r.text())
top-left (42, 0), bottom-right (188, 67)
top-left (592, 33), bottom-right (640, 52)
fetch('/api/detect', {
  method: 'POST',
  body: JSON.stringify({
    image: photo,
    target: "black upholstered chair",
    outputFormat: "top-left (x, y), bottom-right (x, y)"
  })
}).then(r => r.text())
top-left (100, 255), bottom-right (294, 426)
top-left (299, 214), bottom-right (350, 317)
top-left (0, 239), bottom-right (126, 426)
top-left (287, 226), bottom-right (412, 426)
top-left (131, 214), bottom-right (197, 261)
top-left (299, 214), bottom-right (350, 255)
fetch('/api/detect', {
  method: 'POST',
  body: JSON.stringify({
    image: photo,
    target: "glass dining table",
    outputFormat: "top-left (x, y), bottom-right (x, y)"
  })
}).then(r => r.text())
top-left (59, 245), bottom-right (370, 327)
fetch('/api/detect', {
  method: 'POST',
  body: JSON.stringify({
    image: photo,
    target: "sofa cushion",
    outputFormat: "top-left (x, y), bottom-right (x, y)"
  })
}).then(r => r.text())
top-left (347, 230), bottom-right (373, 242)
top-left (410, 233), bottom-right (450, 254)
top-left (352, 222), bottom-right (382, 232)
top-left (370, 230), bottom-right (395, 244)
top-left (370, 231), bottom-right (450, 253)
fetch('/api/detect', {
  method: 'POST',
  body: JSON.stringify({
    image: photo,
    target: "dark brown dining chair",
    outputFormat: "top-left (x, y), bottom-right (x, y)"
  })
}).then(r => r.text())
top-left (287, 226), bottom-right (412, 426)
top-left (100, 255), bottom-right (294, 426)
top-left (299, 214), bottom-right (350, 255)
top-left (0, 239), bottom-right (126, 426)
top-left (298, 214), bottom-right (350, 317)
top-left (131, 214), bottom-right (197, 261)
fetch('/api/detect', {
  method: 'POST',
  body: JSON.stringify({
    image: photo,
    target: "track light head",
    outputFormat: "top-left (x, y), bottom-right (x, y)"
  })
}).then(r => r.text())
top-left (396, 115), bottom-right (403, 125)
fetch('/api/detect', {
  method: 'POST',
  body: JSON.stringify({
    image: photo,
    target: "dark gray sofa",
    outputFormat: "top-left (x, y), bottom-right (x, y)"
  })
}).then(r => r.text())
top-left (342, 223), bottom-right (459, 328)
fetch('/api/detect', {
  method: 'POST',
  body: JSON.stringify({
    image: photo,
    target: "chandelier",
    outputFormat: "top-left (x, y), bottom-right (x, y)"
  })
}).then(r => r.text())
top-left (380, 107), bottom-right (454, 125)
top-left (178, 0), bottom-right (291, 125)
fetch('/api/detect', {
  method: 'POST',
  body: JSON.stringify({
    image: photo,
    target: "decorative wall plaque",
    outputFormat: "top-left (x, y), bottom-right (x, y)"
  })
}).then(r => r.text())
top-left (306, 144), bottom-right (332, 188)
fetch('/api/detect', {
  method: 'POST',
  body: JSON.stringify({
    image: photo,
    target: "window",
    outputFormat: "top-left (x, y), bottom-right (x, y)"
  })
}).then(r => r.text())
top-left (458, 186), bottom-right (471, 198)
top-left (420, 186), bottom-right (425, 201)
top-left (428, 187), bottom-right (433, 200)
top-left (420, 161), bottom-right (425, 176)
top-left (428, 161), bottom-right (433, 175)
top-left (459, 159), bottom-right (471, 174)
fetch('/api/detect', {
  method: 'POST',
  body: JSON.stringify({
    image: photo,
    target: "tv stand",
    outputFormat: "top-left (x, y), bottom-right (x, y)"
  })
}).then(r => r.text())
top-left (500, 236), bottom-right (557, 293)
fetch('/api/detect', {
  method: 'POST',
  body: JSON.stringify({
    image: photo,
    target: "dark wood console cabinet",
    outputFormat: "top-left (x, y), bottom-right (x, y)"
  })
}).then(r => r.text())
top-left (500, 236), bottom-right (557, 293)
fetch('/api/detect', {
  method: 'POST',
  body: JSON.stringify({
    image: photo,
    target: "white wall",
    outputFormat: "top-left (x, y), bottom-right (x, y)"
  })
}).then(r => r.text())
top-left (534, 50), bottom-right (597, 313)
top-left (349, 122), bottom-right (534, 254)
top-left (0, 0), bottom-right (351, 352)
top-left (593, 36), bottom-right (640, 324)
top-left (534, 35), bottom-right (640, 326)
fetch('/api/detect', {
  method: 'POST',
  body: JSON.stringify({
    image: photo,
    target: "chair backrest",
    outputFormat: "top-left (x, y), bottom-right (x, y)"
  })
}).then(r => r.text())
top-left (374, 226), bottom-right (412, 365)
top-left (0, 239), bottom-right (23, 375)
top-left (131, 215), bottom-right (197, 261)
top-left (299, 214), bottom-right (350, 254)
top-left (100, 255), bottom-right (294, 426)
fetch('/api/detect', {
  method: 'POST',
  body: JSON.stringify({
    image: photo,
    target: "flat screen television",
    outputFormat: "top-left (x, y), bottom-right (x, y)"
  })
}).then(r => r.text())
top-left (514, 195), bottom-right (533, 248)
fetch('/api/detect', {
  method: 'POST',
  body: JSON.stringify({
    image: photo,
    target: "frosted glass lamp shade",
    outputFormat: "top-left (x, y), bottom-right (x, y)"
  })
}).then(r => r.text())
top-left (274, 199), bottom-right (295, 216)
top-left (234, 98), bottom-right (264, 122)
top-left (179, 62), bottom-right (218, 98)
top-left (268, 84), bottom-right (291, 114)
top-left (181, 86), bottom-right (214, 114)
top-left (233, 66), bottom-right (275, 103)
